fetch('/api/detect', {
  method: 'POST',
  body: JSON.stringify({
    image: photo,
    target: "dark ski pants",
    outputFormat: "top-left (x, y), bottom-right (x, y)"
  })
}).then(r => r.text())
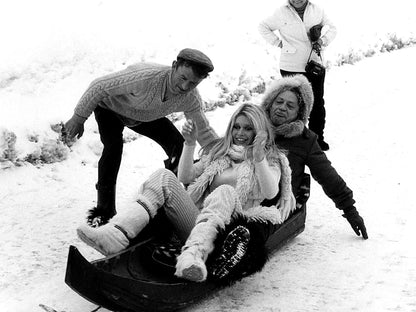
top-left (280, 69), bottom-right (326, 140)
top-left (94, 106), bottom-right (184, 188)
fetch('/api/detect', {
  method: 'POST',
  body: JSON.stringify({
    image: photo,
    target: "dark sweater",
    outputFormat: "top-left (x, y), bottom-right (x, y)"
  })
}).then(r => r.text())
top-left (291, 1), bottom-right (309, 20)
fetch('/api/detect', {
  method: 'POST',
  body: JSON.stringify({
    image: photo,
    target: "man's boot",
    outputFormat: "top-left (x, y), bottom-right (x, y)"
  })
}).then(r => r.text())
top-left (87, 184), bottom-right (117, 227)
top-left (317, 137), bottom-right (329, 151)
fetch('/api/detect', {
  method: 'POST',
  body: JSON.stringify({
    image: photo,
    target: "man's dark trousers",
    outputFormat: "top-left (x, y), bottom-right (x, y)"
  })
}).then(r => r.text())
top-left (93, 105), bottom-right (184, 216)
top-left (280, 69), bottom-right (326, 141)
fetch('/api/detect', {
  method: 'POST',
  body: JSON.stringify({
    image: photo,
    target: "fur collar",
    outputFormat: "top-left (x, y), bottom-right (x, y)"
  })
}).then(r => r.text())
top-left (187, 152), bottom-right (296, 225)
top-left (273, 120), bottom-right (305, 138)
top-left (261, 75), bottom-right (314, 138)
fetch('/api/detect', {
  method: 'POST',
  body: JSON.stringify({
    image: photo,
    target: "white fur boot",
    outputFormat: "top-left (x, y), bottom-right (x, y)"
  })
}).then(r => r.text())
top-left (175, 220), bottom-right (218, 282)
top-left (77, 223), bottom-right (130, 256)
top-left (77, 202), bottom-right (150, 256)
top-left (175, 185), bottom-right (238, 282)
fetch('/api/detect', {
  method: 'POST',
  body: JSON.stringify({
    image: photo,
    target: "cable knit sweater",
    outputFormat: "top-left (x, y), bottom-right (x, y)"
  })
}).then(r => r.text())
top-left (74, 62), bottom-right (217, 147)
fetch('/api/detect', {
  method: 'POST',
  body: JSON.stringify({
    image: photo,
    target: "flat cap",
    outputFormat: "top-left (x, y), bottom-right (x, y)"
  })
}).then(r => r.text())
top-left (177, 48), bottom-right (214, 72)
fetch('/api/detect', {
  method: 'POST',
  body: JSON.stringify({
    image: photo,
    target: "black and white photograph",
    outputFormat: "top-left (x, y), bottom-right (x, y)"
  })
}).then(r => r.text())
top-left (1, 0), bottom-right (415, 311)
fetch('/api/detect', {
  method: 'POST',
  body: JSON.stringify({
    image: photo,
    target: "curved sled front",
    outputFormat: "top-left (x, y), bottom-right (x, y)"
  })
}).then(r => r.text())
top-left (65, 237), bottom-right (218, 311)
top-left (65, 205), bottom-right (306, 312)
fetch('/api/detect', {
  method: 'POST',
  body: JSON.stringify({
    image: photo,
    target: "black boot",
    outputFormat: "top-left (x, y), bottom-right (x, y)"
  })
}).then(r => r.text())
top-left (87, 184), bottom-right (116, 227)
top-left (210, 225), bottom-right (250, 280)
top-left (318, 137), bottom-right (329, 151)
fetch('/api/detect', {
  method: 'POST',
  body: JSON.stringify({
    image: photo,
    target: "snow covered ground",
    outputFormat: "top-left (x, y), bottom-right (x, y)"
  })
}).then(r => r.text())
top-left (1, 0), bottom-right (416, 311)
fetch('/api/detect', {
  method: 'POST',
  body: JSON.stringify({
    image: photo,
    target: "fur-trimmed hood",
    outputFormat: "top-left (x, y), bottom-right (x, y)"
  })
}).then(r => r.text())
top-left (261, 75), bottom-right (314, 138)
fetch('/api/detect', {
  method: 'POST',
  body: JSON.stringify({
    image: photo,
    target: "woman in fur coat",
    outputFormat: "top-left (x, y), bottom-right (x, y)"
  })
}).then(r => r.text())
top-left (76, 103), bottom-right (295, 283)
top-left (211, 75), bottom-right (368, 283)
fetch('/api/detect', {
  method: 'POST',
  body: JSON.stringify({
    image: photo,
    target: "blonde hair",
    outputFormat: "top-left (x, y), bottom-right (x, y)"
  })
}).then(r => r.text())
top-left (201, 103), bottom-right (283, 163)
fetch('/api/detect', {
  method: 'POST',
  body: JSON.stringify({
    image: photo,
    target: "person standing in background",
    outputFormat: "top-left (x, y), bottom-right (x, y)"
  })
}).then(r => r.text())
top-left (258, 0), bottom-right (336, 150)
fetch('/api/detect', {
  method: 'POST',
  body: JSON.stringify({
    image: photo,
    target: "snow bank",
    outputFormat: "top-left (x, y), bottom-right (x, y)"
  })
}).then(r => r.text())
top-left (1, 0), bottom-right (415, 169)
top-left (1, 0), bottom-right (416, 310)
top-left (1, 47), bottom-right (416, 312)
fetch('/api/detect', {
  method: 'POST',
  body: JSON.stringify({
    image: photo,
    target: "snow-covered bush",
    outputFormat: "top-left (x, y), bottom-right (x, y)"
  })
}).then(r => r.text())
top-left (39, 139), bottom-right (69, 164)
top-left (335, 34), bottom-right (416, 66)
top-left (380, 33), bottom-right (416, 52)
top-left (122, 130), bottom-right (140, 143)
top-left (0, 128), bottom-right (18, 163)
top-left (0, 124), bottom-right (71, 168)
top-left (24, 138), bottom-right (69, 165)
top-left (2, 31), bottom-right (415, 170)
top-left (335, 49), bottom-right (365, 66)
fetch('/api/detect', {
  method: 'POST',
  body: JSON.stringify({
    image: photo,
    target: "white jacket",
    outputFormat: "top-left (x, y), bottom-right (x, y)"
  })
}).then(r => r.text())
top-left (259, 1), bottom-right (337, 72)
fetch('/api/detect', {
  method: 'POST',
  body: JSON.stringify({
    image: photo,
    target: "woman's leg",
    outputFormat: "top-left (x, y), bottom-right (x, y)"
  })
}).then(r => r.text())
top-left (175, 185), bottom-right (240, 282)
top-left (136, 168), bottom-right (200, 242)
top-left (77, 200), bottom-right (148, 256)
top-left (77, 169), bottom-right (199, 255)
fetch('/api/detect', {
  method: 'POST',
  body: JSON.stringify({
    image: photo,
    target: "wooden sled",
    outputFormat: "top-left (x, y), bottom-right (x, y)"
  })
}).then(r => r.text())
top-left (65, 173), bottom-right (310, 311)
top-left (65, 203), bottom-right (306, 312)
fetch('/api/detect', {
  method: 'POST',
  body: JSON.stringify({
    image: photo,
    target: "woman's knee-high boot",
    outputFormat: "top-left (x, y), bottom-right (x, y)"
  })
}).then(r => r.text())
top-left (77, 201), bottom-right (151, 256)
top-left (175, 185), bottom-right (239, 282)
top-left (175, 220), bottom-right (218, 282)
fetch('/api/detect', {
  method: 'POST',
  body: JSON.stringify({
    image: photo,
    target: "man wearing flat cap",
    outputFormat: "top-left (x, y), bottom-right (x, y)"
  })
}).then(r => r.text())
top-left (64, 48), bottom-right (218, 226)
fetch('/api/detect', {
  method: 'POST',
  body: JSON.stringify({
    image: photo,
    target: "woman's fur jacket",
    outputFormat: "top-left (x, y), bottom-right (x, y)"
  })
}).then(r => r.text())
top-left (186, 148), bottom-right (296, 226)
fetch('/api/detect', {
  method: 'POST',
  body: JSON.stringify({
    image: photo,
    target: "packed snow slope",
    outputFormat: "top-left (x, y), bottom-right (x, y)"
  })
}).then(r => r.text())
top-left (1, 46), bottom-right (416, 312)
top-left (1, 0), bottom-right (415, 166)
top-left (1, 0), bottom-right (416, 311)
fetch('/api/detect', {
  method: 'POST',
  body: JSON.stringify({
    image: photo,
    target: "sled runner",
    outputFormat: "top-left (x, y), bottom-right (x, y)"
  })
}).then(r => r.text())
top-left (65, 175), bottom-right (310, 312)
